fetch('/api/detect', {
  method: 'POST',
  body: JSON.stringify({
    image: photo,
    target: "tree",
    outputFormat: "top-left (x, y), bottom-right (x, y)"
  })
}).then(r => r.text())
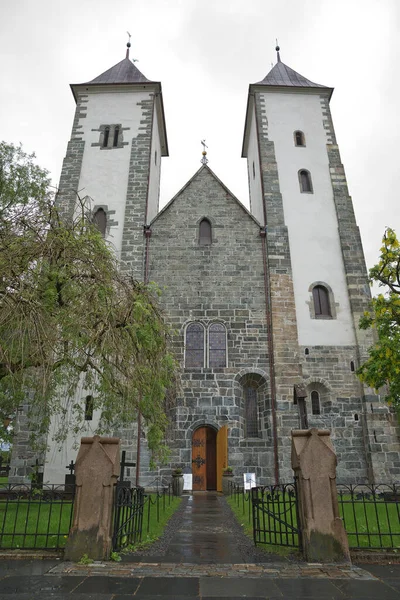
top-left (0, 142), bottom-right (177, 461)
top-left (358, 227), bottom-right (400, 408)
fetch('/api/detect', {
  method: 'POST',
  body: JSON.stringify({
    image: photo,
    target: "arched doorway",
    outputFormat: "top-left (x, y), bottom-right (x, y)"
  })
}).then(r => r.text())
top-left (192, 425), bottom-right (228, 491)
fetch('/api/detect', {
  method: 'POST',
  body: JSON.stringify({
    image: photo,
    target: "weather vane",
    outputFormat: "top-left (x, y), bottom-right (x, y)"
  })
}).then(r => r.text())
top-left (201, 139), bottom-right (208, 165)
top-left (126, 31), bottom-right (138, 61)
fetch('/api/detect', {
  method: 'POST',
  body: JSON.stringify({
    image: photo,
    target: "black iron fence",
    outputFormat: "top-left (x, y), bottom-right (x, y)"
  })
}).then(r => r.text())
top-left (112, 484), bottom-right (145, 551)
top-left (112, 480), bottom-right (174, 552)
top-left (337, 483), bottom-right (400, 550)
top-left (0, 483), bottom-right (75, 550)
top-left (251, 483), bottom-right (301, 548)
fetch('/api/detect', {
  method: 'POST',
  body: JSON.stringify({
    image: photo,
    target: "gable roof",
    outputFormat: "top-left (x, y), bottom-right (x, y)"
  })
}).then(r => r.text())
top-left (151, 165), bottom-right (261, 227)
top-left (84, 57), bottom-right (152, 85)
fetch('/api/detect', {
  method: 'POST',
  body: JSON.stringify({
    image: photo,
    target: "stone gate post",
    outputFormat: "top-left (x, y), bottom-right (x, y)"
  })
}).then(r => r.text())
top-left (291, 428), bottom-right (350, 563)
top-left (65, 435), bottom-right (120, 562)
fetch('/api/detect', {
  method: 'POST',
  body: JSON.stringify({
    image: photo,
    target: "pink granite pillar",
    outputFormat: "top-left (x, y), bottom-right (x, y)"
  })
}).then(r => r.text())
top-left (291, 428), bottom-right (350, 563)
top-left (65, 435), bottom-right (120, 561)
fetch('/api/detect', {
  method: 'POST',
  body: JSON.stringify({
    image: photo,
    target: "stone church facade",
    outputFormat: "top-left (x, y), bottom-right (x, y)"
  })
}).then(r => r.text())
top-left (10, 46), bottom-right (400, 488)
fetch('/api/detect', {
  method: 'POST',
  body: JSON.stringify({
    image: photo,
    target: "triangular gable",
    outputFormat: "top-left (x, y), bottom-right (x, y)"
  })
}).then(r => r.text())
top-left (151, 165), bottom-right (261, 226)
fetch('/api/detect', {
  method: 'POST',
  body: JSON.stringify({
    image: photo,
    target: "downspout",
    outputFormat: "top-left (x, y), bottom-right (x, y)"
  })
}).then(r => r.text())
top-left (136, 92), bottom-right (156, 488)
top-left (253, 91), bottom-right (280, 485)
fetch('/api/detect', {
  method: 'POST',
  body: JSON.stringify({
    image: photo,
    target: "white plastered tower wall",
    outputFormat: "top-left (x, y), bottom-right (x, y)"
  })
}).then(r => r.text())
top-left (261, 89), bottom-right (356, 347)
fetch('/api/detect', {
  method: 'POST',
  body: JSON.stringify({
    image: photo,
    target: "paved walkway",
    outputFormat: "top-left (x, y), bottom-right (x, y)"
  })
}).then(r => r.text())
top-left (0, 493), bottom-right (399, 598)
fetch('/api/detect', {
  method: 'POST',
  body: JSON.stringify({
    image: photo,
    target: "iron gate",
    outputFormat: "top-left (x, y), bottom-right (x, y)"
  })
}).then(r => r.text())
top-left (251, 482), bottom-right (301, 548)
top-left (112, 483), bottom-right (145, 551)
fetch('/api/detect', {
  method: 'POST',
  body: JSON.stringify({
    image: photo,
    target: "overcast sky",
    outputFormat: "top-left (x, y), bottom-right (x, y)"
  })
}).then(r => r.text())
top-left (1, 0), bottom-right (399, 273)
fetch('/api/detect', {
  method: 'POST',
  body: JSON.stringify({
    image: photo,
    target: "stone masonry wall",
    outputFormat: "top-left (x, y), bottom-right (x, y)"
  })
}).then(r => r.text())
top-left (322, 93), bottom-right (400, 482)
top-left (148, 166), bottom-right (275, 484)
top-left (254, 93), bottom-right (303, 482)
top-left (120, 96), bottom-right (154, 277)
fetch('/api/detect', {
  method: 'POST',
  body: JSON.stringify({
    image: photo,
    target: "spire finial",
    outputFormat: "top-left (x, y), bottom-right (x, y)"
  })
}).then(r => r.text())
top-left (201, 139), bottom-right (208, 165)
top-left (126, 31), bottom-right (131, 59)
top-left (275, 38), bottom-right (281, 63)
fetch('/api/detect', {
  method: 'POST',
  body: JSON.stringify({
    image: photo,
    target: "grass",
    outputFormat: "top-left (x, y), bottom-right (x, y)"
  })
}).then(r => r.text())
top-left (124, 494), bottom-right (181, 552)
top-left (339, 496), bottom-right (400, 549)
top-left (228, 491), bottom-right (400, 552)
top-left (0, 477), bottom-right (8, 484)
top-left (226, 495), bottom-right (297, 558)
top-left (0, 499), bottom-right (73, 549)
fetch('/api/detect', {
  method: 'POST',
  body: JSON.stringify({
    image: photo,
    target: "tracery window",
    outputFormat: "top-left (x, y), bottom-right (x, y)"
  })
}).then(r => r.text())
top-left (185, 323), bottom-right (205, 368)
top-left (185, 322), bottom-right (227, 368)
top-left (208, 323), bottom-right (227, 368)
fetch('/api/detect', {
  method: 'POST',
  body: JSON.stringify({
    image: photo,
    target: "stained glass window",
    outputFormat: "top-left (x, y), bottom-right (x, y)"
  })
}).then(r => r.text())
top-left (185, 323), bottom-right (205, 368)
top-left (208, 323), bottom-right (226, 368)
top-left (245, 386), bottom-right (258, 437)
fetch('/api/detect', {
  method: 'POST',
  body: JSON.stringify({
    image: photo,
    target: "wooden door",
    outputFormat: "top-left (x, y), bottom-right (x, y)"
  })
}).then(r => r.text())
top-left (216, 425), bottom-right (228, 492)
top-left (206, 428), bottom-right (217, 490)
top-left (192, 427), bottom-right (207, 491)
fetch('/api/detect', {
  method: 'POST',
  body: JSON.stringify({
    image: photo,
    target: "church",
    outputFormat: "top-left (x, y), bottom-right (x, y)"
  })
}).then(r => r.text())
top-left (10, 44), bottom-right (400, 490)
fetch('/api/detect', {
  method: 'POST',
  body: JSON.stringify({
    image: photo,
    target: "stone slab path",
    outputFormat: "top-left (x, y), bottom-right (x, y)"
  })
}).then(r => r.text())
top-left (1, 494), bottom-right (400, 598)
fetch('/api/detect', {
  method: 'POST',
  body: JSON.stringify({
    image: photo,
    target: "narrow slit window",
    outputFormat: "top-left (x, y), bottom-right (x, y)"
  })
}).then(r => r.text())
top-left (199, 218), bottom-right (212, 246)
top-left (294, 131), bottom-right (305, 146)
top-left (313, 285), bottom-right (331, 317)
top-left (113, 126), bottom-right (120, 147)
top-left (85, 395), bottom-right (94, 421)
top-left (245, 386), bottom-right (258, 437)
top-left (299, 169), bottom-right (313, 193)
top-left (103, 127), bottom-right (110, 148)
top-left (350, 361), bottom-right (355, 372)
top-left (93, 208), bottom-right (107, 237)
top-left (208, 323), bottom-right (227, 368)
top-left (311, 391), bottom-right (321, 415)
top-left (185, 323), bottom-right (205, 368)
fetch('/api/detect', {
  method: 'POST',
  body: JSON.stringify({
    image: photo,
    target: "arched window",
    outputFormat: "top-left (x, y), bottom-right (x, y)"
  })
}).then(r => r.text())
top-left (113, 126), bottom-right (120, 147)
top-left (185, 323), bottom-right (205, 368)
top-left (208, 323), bottom-right (227, 368)
top-left (311, 391), bottom-right (321, 415)
top-left (84, 395), bottom-right (94, 421)
top-left (103, 126), bottom-right (110, 148)
top-left (199, 219), bottom-right (212, 246)
top-left (294, 131), bottom-right (305, 147)
top-left (245, 385), bottom-right (258, 437)
top-left (312, 285), bottom-right (331, 317)
top-left (93, 208), bottom-right (107, 237)
top-left (299, 169), bottom-right (313, 193)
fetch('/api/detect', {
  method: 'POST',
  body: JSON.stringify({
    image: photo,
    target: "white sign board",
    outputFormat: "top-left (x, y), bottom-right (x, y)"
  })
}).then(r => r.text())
top-left (244, 473), bottom-right (256, 490)
top-left (183, 473), bottom-right (192, 491)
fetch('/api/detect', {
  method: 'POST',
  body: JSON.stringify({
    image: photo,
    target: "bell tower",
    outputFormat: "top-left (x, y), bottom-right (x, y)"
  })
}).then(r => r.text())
top-left (242, 46), bottom-right (400, 482)
top-left (57, 41), bottom-right (168, 277)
